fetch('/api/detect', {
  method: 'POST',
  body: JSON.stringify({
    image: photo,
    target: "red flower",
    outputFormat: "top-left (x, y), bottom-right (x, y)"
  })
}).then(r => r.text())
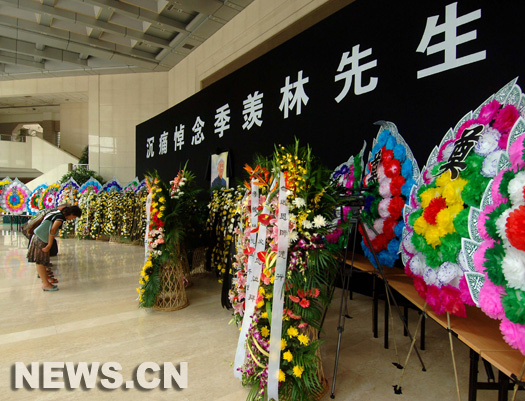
top-left (383, 217), bottom-right (397, 238)
top-left (383, 158), bottom-right (401, 178)
top-left (298, 323), bottom-right (309, 329)
top-left (309, 288), bottom-right (320, 298)
top-left (371, 233), bottom-right (389, 252)
top-left (251, 226), bottom-right (259, 233)
top-left (297, 289), bottom-right (307, 298)
top-left (289, 295), bottom-right (300, 303)
top-left (423, 197), bottom-right (447, 225)
top-left (381, 148), bottom-right (394, 163)
top-left (390, 175), bottom-right (406, 196)
top-left (506, 205), bottom-right (525, 251)
top-left (258, 214), bottom-right (272, 225)
top-left (388, 196), bottom-right (405, 220)
top-left (244, 247), bottom-right (255, 255)
top-left (257, 251), bottom-right (267, 263)
top-left (299, 298), bottom-right (310, 308)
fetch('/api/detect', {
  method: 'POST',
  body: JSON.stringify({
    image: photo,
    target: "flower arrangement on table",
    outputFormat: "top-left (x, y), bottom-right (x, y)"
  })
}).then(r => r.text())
top-left (231, 141), bottom-right (345, 401)
top-left (473, 127), bottom-right (525, 355)
top-left (1, 179), bottom-right (31, 215)
top-left (39, 183), bottom-right (60, 209)
top-left (0, 178), bottom-right (11, 213)
top-left (206, 187), bottom-right (245, 283)
top-left (27, 184), bottom-right (47, 215)
top-left (359, 122), bottom-right (419, 268)
top-left (402, 78), bottom-right (523, 317)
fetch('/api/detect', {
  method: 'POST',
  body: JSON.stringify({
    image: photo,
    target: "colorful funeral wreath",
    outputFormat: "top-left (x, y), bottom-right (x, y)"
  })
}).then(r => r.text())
top-left (2, 179), bottom-right (30, 214)
top-left (402, 78), bottom-right (524, 317)
top-left (360, 122), bottom-right (419, 268)
top-left (474, 131), bottom-right (525, 354)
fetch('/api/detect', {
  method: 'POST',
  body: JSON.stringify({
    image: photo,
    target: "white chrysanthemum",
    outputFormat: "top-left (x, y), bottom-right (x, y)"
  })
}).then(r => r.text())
top-left (508, 172), bottom-right (525, 206)
top-left (288, 231), bottom-right (298, 243)
top-left (409, 253), bottom-right (425, 276)
top-left (423, 266), bottom-right (439, 286)
top-left (437, 262), bottom-right (460, 285)
top-left (474, 127), bottom-right (500, 156)
top-left (378, 198), bottom-right (391, 219)
top-left (403, 232), bottom-right (416, 255)
top-left (302, 219), bottom-right (313, 229)
top-left (378, 177), bottom-right (393, 198)
top-left (457, 249), bottom-right (469, 273)
top-left (293, 197), bottom-right (306, 208)
top-left (481, 150), bottom-right (504, 177)
top-left (501, 247), bottom-right (525, 291)
top-left (440, 142), bottom-right (455, 162)
top-left (495, 208), bottom-right (513, 246)
top-left (313, 215), bottom-right (326, 228)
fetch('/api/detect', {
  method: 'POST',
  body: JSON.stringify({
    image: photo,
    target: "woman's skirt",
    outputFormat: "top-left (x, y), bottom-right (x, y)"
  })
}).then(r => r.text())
top-left (27, 236), bottom-right (50, 265)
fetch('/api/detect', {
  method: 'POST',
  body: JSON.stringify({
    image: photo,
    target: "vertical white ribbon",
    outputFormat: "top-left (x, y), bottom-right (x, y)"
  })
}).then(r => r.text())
top-left (234, 180), bottom-right (261, 378)
top-left (144, 192), bottom-right (152, 263)
top-left (267, 175), bottom-right (289, 400)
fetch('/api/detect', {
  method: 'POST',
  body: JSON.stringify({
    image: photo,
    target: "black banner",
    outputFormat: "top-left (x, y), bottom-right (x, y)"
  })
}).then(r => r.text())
top-left (136, 0), bottom-right (525, 188)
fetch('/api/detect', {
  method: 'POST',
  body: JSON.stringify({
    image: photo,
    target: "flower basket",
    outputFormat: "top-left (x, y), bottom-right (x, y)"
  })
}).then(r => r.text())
top-left (303, 326), bottom-right (328, 401)
top-left (179, 246), bottom-right (192, 288)
top-left (153, 260), bottom-right (188, 312)
top-left (190, 247), bottom-right (208, 277)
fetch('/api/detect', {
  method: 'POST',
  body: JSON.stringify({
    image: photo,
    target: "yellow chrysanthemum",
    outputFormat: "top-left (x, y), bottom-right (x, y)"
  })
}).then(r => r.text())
top-left (293, 365), bottom-right (304, 378)
top-left (281, 339), bottom-right (287, 350)
top-left (261, 312), bottom-right (268, 319)
top-left (297, 333), bottom-right (309, 346)
top-left (257, 300), bottom-right (265, 309)
top-left (287, 326), bottom-right (298, 338)
top-left (261, 326), bottom-right (270, 338)
top-left (283, 351), bottom-right (293, 362)
top-left (278, 369), bottom-right (286, 382)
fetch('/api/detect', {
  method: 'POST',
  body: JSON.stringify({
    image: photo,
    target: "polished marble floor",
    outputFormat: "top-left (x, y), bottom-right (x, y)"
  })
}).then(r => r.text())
top-left (0, 225), bottom-right (522, 400)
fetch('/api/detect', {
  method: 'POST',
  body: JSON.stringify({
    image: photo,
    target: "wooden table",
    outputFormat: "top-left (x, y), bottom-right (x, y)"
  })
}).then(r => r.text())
top-left (346, 256), bottom-right (525, 401)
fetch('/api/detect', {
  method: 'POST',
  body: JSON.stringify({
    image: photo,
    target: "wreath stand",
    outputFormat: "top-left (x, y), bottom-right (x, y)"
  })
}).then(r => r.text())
top-left (153, 246), bottom-right (188, 311)
top-left (190, 247), bottom-right (208, 277)
top-left (329, 201), bottom-right (426, 398)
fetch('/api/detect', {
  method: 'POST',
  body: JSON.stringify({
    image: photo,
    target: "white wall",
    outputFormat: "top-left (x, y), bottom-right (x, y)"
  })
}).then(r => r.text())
top-left (0, 140), bottom-right (31, 169)
top-left (60, 102), bottom-right (88, 158)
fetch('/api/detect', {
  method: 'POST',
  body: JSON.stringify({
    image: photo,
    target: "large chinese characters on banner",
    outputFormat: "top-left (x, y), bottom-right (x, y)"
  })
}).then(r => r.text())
top-left (137, 1), bottom-right (524, 191)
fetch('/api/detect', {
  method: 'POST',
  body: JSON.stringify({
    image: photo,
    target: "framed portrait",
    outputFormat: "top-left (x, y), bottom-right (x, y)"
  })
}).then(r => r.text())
top-left (211, 151), bottom-right (229, 190)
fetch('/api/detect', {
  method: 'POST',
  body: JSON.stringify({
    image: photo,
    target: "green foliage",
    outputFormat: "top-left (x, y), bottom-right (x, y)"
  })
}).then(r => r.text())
top-left (60, 167), bottom-right (104, 186)
top-left (78, 146), bottom-right (89, 164)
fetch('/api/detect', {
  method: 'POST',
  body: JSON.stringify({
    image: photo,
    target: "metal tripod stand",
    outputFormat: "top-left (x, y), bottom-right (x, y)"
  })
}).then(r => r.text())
top-left (330, 204), bottom-right (426, 399)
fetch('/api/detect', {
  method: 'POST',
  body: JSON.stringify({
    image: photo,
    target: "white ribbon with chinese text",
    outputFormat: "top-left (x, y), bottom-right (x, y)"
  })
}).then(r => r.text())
top-left (267, 174), bottom-right (289, 400)
top-left (234, 181), bottom-right (264, 378)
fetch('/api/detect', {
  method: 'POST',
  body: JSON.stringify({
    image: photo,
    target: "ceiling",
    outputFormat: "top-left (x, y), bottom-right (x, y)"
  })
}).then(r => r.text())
top-left (0, 0), bottom-right (253, 116)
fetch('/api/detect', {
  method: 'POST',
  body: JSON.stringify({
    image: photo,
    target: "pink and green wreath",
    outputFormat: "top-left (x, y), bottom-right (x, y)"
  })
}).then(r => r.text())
top-left (402, 78), bottom-right (523, 317)
top-left (474, 133), bottom-right (525, 354)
